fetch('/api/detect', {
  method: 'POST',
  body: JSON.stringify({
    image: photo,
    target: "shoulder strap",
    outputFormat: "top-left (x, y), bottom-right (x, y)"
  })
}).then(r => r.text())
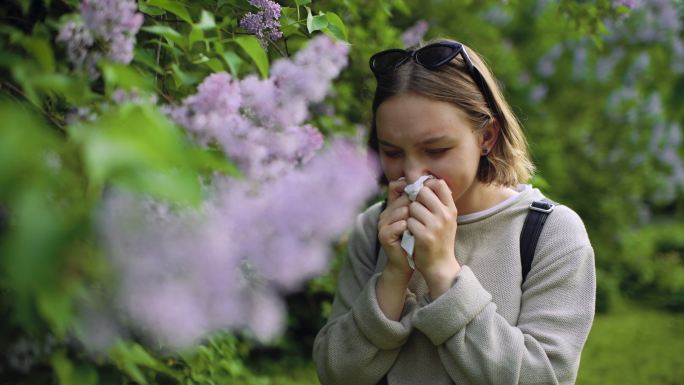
top-left (520, 199), bottom-right (555, 284)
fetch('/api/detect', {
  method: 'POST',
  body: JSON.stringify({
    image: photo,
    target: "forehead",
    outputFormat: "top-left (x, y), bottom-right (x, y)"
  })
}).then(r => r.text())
top-left (376, 93), bottom-right (474, 143)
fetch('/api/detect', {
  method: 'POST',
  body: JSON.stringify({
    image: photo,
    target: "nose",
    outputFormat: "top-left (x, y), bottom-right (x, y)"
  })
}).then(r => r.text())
top-left (403, 157), bottom-right (430, 184)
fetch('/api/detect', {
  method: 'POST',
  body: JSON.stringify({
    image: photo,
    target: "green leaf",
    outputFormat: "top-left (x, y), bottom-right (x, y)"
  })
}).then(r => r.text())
top-left (221, 51), bottom-right (243, 76)
top-left (37, 287), bottom-right (74, 338)
top-left (100, 62), bottom-right (153, 96)
top-left (280, 6), bottom-right (304, 38)
top-left (28, 73), bottom-right (95, 105)
top-left (138, 2), bottom-right (166, 16)
top-left (19, 36), bottom-right (55, 72)
top-left (192, 147), bottom-right (242, 177)
top-left (141, 25), bottom-right (187, 48)
top-left (133, 47), bottom-right (164, 74)
top-left (52, 352), bottom-right (98, 385)
top-left (68, 104), bottom-right (203, 205)
top-left (188, 26), bottom-right (204, 47)
top-left (197, 10), bottom-right (216, 30)
top-left (146, 0), bottom-right (192, 23)
top-left (306, 7), bottom-right (329, 34)
top-left (109, 342), bottom-right (169, 384)
top-left (323, 11), bottom-right (348, 41)
top-left (205, 58), bottom-right (224, 72)
top-left (295, 0), bottom-right (311, 5)
top-left (171, 63), bottom-right (200, 86)
top-left (234, 36), bottom-right (269, 78)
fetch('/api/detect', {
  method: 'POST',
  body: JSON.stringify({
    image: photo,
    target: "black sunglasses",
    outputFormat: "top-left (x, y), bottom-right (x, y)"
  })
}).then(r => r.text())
top-left (369, 41), bottom-right (500, 119)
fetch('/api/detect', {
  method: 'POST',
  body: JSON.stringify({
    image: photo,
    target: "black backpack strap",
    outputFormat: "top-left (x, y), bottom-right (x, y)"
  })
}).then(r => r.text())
top-left (520, 199), bottom-right (555, 284)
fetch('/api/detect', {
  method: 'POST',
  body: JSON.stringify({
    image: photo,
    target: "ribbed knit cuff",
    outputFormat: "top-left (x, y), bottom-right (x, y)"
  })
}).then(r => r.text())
top-left (351, 273), bottom-right (412, 350)
top-left (412, 266), bottom-right (492, 346)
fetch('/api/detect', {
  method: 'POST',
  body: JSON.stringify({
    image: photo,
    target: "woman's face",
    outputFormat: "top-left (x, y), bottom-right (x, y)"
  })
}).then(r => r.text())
top-left (376, 92), bottom-right (492, 210)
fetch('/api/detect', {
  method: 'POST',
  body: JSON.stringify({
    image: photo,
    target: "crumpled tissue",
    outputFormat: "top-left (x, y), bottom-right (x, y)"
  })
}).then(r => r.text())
top-left (399, 175), bottom-right (434, 270)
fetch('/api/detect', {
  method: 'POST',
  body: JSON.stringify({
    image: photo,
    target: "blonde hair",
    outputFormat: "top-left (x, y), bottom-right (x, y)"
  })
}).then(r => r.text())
top-left (369, 38), bottom-right (535, 187)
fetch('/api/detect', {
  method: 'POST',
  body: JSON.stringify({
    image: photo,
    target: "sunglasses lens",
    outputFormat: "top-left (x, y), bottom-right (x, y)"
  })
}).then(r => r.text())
top-left (416, 45), bottom-right (459, 69)
top-left (371, 50), bottom-right (409, 73)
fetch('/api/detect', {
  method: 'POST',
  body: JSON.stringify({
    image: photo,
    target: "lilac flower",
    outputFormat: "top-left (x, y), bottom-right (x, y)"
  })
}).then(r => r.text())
top-left (572, 46), bottom-right (588, 80)
top-left (167, 72), bottom-right (243, 142)
top-left (167, 36), bottom-right (348, 180)
top-left (624, 52), bottom-right (650, 84)
top-left (91, 32), bottom-right (368, 348)
top-left (239, 0), bottom-right (283, 47)
top-left (596, 48), bottom-right (625, 82)
top-left (401, 20), bottom-right (429, 48)
top-left (536, 45), bottom-right (563, 78)
top-left (168, 71), bottom-right (323, 180)
top-left (97, 140), bottom-right (378, 347)
top-left (56, 20), bottom-right (94, 71)
top-left (483, 7), bottom-right (512, 27)
top-left (57, 0), bottom-right (143, 75)
top-left (529, 84), bottom-right (548, 102)
top-left (671, 38), bottom-right (684, 73)
top-left (239, 36), bottom-right (349, 129)
top-left (275, 34), bottom-right (350, 104)
top-left (81, 0), bottom-right (143, 64)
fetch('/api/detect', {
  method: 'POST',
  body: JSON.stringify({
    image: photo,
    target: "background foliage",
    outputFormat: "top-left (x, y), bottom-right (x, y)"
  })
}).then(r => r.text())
top-left (1, 0), bottom-right (683, 384)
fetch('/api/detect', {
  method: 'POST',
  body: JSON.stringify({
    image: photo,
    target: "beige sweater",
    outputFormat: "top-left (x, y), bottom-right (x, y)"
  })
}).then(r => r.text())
top-left (313, 185), bottom-right (595, 385)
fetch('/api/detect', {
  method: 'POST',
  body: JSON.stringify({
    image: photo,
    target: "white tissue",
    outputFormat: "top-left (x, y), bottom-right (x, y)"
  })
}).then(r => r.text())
top-left (399, 175), bottom-right (434, 270)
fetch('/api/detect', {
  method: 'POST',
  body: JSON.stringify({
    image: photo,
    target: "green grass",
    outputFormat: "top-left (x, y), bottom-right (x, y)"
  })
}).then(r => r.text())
top-left (257, 304), bottom-right (684, 385)
top-left (577, 303), bottom-right (684, 385)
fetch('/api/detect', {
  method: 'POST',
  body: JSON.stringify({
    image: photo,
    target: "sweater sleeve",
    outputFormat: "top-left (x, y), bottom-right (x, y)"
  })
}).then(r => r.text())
top-left (313, 203), bottom-right (413, 385)
top-left (411, 206), bottom-right (596, 385)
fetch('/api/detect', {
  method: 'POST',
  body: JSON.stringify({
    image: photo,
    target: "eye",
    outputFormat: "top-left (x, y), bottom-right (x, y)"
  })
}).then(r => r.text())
top-left (382, 150), bottom-right (403, 159)
top-left (426, 147), bottom-right (451, 155)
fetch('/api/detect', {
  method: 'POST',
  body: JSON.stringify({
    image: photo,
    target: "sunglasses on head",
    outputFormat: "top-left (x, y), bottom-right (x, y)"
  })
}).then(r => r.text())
top-left (369, 41), bottom-right (500, 119)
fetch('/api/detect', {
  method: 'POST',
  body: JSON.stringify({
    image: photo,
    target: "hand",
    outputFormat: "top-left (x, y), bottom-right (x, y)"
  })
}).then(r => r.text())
top-left (407, 179), bottom-right (461, 297)
top-left (377, 178), bottom-right (413, 281)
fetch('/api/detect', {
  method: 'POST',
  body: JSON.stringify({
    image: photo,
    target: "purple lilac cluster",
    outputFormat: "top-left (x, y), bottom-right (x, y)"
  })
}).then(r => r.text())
top-left (482, 7), bottom-right (513, 28)
top-left (98, 140), bottom-right (378, 347)
top-left (56, 0), bottom-right (143, 74)
top-left (536, 44), bottom-right (563, 78)
top-left (400, 20), bottom-right (429, 48)
top-left (56, 20), bottom-right (96, 74)
top-left (239, 0), bottom-right (283, 47)
top-left (168, 35), bottom-right (349, 181)
top-left (93, 35), bottom-right (377, 347)
top-left (604, 85), bottom-right (684, 202)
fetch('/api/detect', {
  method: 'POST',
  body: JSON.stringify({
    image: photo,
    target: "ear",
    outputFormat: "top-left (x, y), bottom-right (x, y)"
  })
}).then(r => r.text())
top-left (479, 119), bottom-right (500, 152)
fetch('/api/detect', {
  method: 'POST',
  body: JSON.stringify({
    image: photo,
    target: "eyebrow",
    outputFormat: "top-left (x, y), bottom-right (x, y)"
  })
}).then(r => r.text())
top-left (378, 135), bottom-right (451, 148)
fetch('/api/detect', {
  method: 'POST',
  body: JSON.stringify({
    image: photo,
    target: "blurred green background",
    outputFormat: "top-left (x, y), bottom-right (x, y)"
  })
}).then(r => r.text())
top-left (1, 0), bottom-right (683, 384)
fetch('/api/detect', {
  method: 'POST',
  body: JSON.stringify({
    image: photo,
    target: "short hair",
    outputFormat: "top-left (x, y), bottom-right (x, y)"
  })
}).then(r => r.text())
top-left (368, 38), bottom-right (535, 187)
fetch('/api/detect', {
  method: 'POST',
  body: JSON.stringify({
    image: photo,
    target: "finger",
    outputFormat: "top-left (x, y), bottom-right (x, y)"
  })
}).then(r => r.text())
top-left (387, 178), bottom-right (408, 204)
top-left (379, 195), bottom-right (410, 226)
top-left (408, 201), bottom-right (432, 227)
top-left (406, 217), bottom-right (427, 239)
top-left (415, 184), bottom-right (446, 215)
top-left (385, 205), bottom-right (410, 224)
top-left (424, 179), bottom-right (456, 209)
top-left (379, 219), bottom-right (408, 245)
top-left (384, 194), bottom-right (410, 213)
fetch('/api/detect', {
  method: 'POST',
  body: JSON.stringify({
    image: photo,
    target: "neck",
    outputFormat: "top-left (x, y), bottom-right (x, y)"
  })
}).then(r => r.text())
top-left (455, 182), bottom-right (516, 215)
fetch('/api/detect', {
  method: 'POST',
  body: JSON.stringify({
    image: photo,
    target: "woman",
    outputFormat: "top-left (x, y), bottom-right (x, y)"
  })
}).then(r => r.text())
top-left (313, 39), bottom-right (596, 385)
